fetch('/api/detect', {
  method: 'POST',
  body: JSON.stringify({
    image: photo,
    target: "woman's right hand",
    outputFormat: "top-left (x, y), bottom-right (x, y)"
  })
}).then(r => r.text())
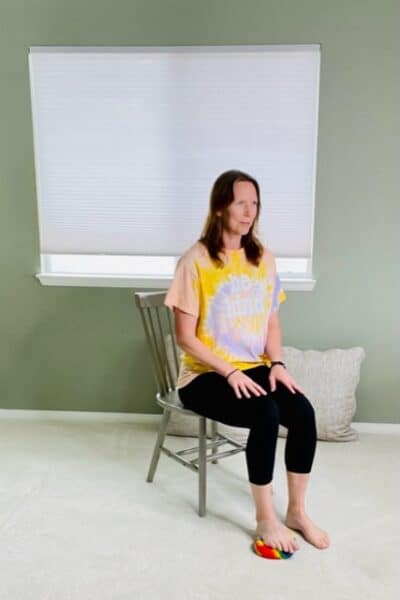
top-left (226, 370), bottom-right (268, 399)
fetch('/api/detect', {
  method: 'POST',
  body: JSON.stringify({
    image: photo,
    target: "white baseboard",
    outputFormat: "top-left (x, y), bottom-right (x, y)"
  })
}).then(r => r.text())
top-left (352, 422), bottom-right (400, 434)
top-left (0, 408), bottom-right (161, 424)
top-left (0, 409), bottom-right (399, 434)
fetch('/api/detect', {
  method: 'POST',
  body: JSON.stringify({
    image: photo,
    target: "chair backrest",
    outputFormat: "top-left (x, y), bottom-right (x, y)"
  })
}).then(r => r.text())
top-left (134, 291), bottom-right (180, 396)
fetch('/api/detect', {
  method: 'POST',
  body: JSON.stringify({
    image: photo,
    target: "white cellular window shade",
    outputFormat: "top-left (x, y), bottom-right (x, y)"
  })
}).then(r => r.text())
top-left (29, 45), bottom-right (320, 287)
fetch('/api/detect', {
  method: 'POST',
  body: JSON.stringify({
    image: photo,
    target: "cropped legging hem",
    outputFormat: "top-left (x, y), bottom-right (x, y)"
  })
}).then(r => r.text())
top-left (178, 365), bottom-right (317, 486)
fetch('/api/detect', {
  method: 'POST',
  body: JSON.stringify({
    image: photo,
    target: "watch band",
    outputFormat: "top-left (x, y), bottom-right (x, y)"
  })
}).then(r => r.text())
top-left (270, 360), bottom-right (286, 369)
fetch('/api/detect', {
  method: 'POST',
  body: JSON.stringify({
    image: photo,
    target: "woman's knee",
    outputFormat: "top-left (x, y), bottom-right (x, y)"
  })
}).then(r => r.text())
top-left (286, 392), bottom-right (316, 428)
top-left (298, 394), bottom-right (315, 417)
top-left (249, 397), bottom-right (280, 431)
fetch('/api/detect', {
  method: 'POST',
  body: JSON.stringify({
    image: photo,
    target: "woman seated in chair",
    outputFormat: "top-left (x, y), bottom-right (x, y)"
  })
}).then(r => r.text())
top-left (165, 169), bottom-right (330, 555)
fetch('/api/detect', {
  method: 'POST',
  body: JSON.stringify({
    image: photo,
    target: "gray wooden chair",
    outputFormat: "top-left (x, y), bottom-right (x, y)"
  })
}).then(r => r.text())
top-left (134, 291), bottom-right (246, 516)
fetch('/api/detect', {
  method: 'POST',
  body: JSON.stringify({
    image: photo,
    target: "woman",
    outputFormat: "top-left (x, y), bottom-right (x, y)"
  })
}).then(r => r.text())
top-left (165, 169), bottom-right (329, 555)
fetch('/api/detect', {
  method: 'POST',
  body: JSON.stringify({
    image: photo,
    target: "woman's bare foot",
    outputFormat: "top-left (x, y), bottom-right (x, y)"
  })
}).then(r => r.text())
top-left (255, 518), bottom-right (300, 554)
top-left (285, 510), bottom-right (330, 549)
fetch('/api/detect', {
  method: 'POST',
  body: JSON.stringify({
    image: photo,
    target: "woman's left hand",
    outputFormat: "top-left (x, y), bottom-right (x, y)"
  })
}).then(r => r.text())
top-left (269, 365), bottom-right (304, 395)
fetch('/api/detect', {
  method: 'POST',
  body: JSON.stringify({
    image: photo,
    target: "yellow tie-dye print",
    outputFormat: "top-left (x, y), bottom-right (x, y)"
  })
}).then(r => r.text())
top-left (165, 241), bottom-right (287, 389)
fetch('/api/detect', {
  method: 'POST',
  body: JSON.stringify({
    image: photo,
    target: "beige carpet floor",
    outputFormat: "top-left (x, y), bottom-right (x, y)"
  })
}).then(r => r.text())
top-left (0, 410), bottom-right (399, 600)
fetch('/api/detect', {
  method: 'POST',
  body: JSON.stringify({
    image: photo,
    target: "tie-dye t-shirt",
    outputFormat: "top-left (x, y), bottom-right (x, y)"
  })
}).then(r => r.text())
top-left (164, 241), bottom-right (287, 389)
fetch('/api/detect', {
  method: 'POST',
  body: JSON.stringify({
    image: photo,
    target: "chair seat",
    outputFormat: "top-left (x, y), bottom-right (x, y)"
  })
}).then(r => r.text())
top-left (156, 388), bottom-right (198, 416)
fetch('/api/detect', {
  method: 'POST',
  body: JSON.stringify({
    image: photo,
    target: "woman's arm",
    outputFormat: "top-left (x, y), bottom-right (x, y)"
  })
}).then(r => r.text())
top-left (264, 310), bottom-right (284, 362)
top-left (264, 311), bottom-right (304, 394)
top-left (174, 307), bottom-right (234, 377)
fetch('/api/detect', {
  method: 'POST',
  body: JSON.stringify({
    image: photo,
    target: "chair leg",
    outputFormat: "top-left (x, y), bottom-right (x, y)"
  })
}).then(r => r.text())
top-left (146, 407), bottom-right (171, 483)
top-left (210, 419), bottom-right (219, 465)
top-left (198, 416), bottom-right (207, 517)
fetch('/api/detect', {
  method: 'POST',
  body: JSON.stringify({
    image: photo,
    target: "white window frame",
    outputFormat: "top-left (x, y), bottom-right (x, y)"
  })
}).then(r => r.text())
top-left (36, 255), bottom-right (315, 290)
top-left (30, 44), bottom-right (320, 291)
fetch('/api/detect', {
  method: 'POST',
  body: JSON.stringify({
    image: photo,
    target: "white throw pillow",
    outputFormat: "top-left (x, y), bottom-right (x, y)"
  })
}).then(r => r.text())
top-left (277, 346), bottom-right (365, 441)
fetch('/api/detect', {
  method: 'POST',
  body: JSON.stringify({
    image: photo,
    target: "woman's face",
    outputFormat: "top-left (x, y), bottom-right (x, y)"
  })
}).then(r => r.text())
top-left (219, 180), bottom-right (259, 236)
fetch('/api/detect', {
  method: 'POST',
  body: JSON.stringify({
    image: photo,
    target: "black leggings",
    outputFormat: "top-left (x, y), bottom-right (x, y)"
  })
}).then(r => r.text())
top-left (178, 365), bottom-right (317, 485)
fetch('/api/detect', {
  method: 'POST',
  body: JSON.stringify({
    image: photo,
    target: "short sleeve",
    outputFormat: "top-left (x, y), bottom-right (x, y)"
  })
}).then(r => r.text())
top-left (164, 255), bottom-right (200, 317)
top-left (271, 272), bottom-right (287, 313)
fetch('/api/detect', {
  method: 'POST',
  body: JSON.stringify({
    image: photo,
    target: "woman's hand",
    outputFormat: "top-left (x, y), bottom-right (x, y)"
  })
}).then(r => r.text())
top-left (226, 370), bottom-right (268, 399)
top-left (269, 365), bottom-right (304, 395)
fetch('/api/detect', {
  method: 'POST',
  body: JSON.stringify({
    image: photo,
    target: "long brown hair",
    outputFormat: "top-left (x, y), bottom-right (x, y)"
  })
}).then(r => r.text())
top-left (199, 169), bottom-right (264, 267)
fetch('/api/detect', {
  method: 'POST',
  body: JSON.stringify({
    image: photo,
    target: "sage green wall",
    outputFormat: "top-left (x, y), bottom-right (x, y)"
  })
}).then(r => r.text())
top-left (0, 0), bottom-right (398, 422)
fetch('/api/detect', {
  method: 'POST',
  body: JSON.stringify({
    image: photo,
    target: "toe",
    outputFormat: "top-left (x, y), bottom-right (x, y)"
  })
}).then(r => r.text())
top-left (317, 536), bottom-right (329, 549)
top-left (320, 532), bottom-right (330, 547)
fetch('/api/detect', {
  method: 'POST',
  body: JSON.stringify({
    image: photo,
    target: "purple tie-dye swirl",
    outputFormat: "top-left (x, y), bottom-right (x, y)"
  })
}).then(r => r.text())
top-left (271, 273), bottom-right (282, 313)
top-left (206, 274), bottom-right (268, 359)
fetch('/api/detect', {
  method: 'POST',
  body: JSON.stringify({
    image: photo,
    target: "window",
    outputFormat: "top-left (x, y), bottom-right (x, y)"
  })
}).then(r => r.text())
top-left (29, 45), bottom-right (320, 290)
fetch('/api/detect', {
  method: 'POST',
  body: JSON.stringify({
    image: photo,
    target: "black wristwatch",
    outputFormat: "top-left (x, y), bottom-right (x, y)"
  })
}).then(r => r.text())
top-left (270, 360), bottom-right (286, 370)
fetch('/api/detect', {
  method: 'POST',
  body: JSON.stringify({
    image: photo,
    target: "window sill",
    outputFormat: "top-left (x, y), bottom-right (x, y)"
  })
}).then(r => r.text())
top-left (35, 272), bottom-right (316, 291)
